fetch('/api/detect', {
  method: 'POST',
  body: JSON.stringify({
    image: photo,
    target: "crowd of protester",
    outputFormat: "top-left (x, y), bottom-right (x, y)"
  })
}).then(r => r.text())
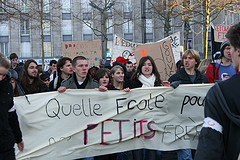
top-left (1, 22), bottom-right (240, 160)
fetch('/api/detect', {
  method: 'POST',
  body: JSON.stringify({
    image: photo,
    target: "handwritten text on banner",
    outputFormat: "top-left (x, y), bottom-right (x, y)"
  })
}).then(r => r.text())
top-left (15, 84), bottom-right (212, 160)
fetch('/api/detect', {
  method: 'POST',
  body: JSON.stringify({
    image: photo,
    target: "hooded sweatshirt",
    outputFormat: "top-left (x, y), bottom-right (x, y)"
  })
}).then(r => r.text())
top-left (0, 75), bottom-right (22, 152)
top-left (195, 73), bottom-right (240, 160)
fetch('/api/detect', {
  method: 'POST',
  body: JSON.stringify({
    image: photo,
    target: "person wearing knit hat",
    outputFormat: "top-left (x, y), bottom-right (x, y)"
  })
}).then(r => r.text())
top-left (205, 39), bottom-right (237, 83)
top-left (114, 56), bottom-right (129, 65)
top-left (220, 40), bottom-right (230, 58)
top-left (8, 69), bottom-right (25, 96)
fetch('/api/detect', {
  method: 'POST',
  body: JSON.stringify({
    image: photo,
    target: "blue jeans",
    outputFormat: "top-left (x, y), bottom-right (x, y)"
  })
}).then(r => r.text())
top-left (82, 157), bottom-right (94, 160)
top-left (117, 151), bottom-right (130, 160)
top-left (177, 149), bottom-right (193, 160)
top-left (121, 149), bottom-right (162, 160)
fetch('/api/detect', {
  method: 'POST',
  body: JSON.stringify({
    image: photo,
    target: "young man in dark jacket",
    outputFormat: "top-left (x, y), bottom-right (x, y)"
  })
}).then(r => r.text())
top-left (59, 56), bottom-right (99, 89)
top-left (57, 56), bottom-right (107, 95)
top-left (195, 22), bottom-right (240, 160)
top-left (168, 49), bottom-right (209, 84)
top-left (168, 49), bottom-right (208, 160)
top-left (49, 57), bottom-right (73, 91)
top-left (0, 55), bottom-right (24, 160)
top-left (9, 53), bottom-right (23, 81)
top-left (57, 56), bottom-right (106, 160)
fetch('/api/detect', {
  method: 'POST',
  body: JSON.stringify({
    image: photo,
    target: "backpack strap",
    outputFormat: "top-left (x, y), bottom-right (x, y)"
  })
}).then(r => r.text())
top-left (211, 63), bottom-right (216, 79)
top-left (211, 62), bottom-right (221, 80)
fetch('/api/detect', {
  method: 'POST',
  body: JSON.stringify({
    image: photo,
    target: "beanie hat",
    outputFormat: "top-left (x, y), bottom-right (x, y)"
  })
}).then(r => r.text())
top-left (8, 69), bottom-right (18, 80)
top-left (220, 40), bottom-right (230, 58)
top-left (114, 56), bottom-right (129, 65)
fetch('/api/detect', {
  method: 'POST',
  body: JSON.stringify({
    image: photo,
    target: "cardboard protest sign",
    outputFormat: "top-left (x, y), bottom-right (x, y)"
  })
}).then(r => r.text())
top-left (62, 39), bottom-right (101, 66)
top-left (111, 35), bottom-right (141, 65)
top-left (169, 32), bottom-right (181, 62)
top-left (134, 38), bottom-right (176, 81)
top-left (15, 84), bottom-right (212, 160)
top-left (214, 25), bottom-right (231, 42)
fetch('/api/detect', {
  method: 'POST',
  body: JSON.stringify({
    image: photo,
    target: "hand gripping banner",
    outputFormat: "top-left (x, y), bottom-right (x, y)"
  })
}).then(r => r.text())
top-left (15, 84), bottom-right (212, 160)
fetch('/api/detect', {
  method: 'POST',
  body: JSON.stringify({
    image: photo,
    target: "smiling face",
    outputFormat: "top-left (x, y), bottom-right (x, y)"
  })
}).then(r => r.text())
top-left (112, 68), bottom-right (124, 83)
top-left (141, 59), bottom-right (153, 78)
top-left (99, 73), bottom-right (110, 87)
top-left (27, 62), bottom-right (38, 78)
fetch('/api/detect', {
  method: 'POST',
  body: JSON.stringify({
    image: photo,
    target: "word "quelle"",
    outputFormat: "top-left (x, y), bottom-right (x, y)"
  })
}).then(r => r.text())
top-left (45, 98), bottom-right (102, 119)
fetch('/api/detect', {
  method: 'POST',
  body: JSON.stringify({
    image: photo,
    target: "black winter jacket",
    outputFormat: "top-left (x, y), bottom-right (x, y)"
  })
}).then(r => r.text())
top-left (168, 68), bottom-right (209, 84)
top-left (195, 73), bottom-right (240, 160)
top-left (21, 82), bottom-right (49, 95)
top-left (49, 76), bottom-right (64, 91)
top-left (0, 75), bottom-right (22, 152)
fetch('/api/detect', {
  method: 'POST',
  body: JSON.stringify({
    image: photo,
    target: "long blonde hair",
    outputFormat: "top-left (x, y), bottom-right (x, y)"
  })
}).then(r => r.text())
top-left (110, 65), bottom-right (124, 90)
top-left (198, 59), bottom-right (212, 74)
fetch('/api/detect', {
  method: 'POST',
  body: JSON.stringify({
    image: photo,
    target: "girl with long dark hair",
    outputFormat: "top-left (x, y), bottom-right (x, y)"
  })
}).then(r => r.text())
top-left (131, 56), bottom-right (169, 88)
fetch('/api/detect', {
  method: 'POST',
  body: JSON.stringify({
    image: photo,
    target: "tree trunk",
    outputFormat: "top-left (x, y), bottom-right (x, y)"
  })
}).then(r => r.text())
top-left (184, 20), bottom-right (190, 51)
top-left (103, 11), bottom-right (107, 61)
top-left (203, 25), bottom-right (209, 59)
top-left (164, 15), bottom-right (170, 37)
top-left (203, 0), bottom-right (210, 59)
top-left (40, 0), bottom-right (45, 70)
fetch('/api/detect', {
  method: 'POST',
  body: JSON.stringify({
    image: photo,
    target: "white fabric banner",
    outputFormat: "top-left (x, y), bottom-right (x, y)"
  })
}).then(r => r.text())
top-left (15, 84), bottom-right (213, 160)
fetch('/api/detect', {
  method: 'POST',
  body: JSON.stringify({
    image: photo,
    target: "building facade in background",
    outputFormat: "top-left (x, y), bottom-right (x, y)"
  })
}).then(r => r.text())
top-left (0, 0), bottom-right (239, 63)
